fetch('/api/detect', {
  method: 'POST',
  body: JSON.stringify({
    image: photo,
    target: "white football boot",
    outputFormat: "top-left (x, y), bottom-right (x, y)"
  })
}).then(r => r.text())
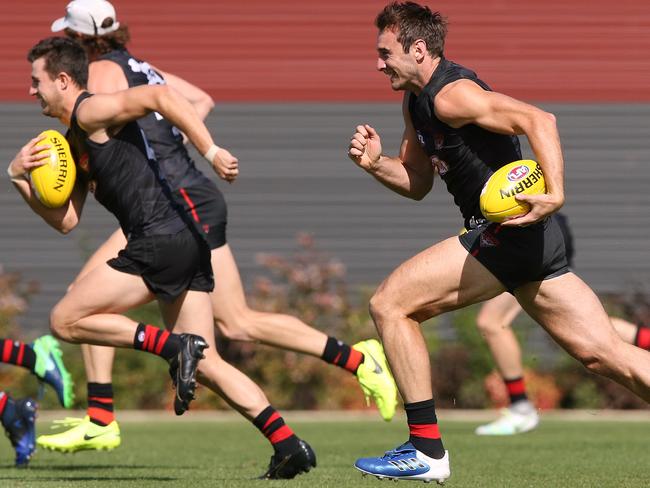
top-left (475, 401), bottom-right (539, 436)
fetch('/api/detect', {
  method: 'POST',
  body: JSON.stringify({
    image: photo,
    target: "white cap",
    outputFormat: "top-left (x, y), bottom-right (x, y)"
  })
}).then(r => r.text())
top-left (51, 0), bottom-right (120, 36)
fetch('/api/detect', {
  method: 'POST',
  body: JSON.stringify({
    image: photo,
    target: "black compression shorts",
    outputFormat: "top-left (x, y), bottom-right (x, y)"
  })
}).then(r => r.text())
top-left (459, 214), bottom-right (570, 292)
top-left (107, 227), bottom-right (214, 302)
top-left (176, 183), bottom-right (227, 250)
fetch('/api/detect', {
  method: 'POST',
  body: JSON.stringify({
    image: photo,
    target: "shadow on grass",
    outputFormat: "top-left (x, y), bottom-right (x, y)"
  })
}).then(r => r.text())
top-left (22, 464), bottom-right (188, 471)
top-left (0, 477), bottom-right (179, 482)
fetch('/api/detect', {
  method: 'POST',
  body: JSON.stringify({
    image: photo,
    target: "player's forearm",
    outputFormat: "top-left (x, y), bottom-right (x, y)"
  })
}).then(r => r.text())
top-left (368, 155), bottom-right (433, 200)
top-left (191, 94), bottom-right (215, 122)
top-left (159, 70), bottom-right (215, 122)
top-left (10, 178), bottom-right (84, 234)
top-left (154, 85), bottom-right (215, 155)
top-left (527, 112), bottom-right (565, 206)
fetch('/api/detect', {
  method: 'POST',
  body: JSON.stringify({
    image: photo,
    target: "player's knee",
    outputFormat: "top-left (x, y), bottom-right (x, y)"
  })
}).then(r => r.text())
top-left (475, 313), bottom-right (501, 336)
top-left (575, 347), bottom-right (609, 375)
top-left (369, 291), bottom-right (400, 333)
top-left (368, 292), bottom-right (386, 322)
top-left (49, 304), bottom-right (76, 342)
top-left (215, 316), bottom-right (256, 342)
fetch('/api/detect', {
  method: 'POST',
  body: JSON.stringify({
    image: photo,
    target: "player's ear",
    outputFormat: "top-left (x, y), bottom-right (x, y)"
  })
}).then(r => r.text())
top-left (56, 72), bottom-right (71, 91)
top-left (412, 39), bottom-right (427, 62)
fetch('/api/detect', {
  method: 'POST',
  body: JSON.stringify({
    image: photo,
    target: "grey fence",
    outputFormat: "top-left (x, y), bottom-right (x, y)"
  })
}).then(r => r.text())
top-left (1, 103), bottom-right (649, 331)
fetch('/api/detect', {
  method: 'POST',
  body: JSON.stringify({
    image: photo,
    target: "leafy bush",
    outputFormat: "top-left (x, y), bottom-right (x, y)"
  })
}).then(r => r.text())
top-left (209, 233), bottom-right (378, 411)
top-left (2, 239), bottom-right (649, 412)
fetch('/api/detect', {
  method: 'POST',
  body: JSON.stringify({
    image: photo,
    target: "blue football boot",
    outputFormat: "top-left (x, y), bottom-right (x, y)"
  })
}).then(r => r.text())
top-left (2, 397), bottom-right (38, 467)
top-left (32, 335), bottom-right (74, 408)
top-left (354, 442), bottom-right (450, 484)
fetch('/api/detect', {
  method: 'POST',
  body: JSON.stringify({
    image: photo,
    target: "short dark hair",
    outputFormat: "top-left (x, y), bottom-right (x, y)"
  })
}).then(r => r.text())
top-left (65, 24), bottom-right (131, 57)
top-left (27, 37), bottom-right (88, 88)
top-left (375, 2), bottom-right (447, 58)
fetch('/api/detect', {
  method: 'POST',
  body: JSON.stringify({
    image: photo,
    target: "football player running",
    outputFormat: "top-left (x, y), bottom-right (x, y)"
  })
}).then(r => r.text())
top-left (348, 2), bottom-right (650, 483)
top-left (33, 3), bottom-right (396, 471)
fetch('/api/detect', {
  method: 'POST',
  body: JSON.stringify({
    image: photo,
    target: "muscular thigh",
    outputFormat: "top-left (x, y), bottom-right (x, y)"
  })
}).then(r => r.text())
top-left (208, 244), bottom-right (248, 321)
top-left (515, 272), bottom-right (616, 353)
top-left (71, 228), bottom-right (126, 287)
top-left (376, 236), bottom-right (506, 322)
top-left (56, 263), bottom-right (154, 322)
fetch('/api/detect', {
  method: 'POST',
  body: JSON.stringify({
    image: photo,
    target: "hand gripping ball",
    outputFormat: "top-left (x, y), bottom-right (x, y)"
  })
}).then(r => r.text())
top-left (479, 160), bottom-right (546, 222)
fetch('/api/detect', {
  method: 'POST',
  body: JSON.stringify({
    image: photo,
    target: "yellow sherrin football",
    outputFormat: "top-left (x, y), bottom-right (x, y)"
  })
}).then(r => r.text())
top-left (480, 160), bottom-right (546, 222)
top-left (30, 129), bottom-right (76, 208)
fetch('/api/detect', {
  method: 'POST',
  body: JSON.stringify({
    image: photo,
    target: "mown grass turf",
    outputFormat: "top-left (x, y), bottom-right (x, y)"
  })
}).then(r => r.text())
top-left (0, 417), bottom-right (648, 487)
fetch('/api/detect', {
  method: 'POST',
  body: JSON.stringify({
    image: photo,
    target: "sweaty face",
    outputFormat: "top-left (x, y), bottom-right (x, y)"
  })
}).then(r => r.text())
top-left (29, 58), bottom-right (60, 117)
top-left (376, 29), bottom-right (417, 91)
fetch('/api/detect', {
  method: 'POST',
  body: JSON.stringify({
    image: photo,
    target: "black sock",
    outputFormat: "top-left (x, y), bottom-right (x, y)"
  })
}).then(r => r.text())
top-left (320, 336), bottom-right (364, 374)
top-left (133, 323), bottom-right (181, 361)
top-left (406, 399), bottom-right (445, 459)
top-left (253, 405), bottom-right (299, 457)
top-left (0, 339), bottom-right (37, 371)
top-left (87, 382), bottom-right (115, 426)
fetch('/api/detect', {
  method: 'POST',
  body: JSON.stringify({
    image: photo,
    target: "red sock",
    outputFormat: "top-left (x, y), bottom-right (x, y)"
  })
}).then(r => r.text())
top-left (504, 377), bottom-right (528, 404)
top-left (253, 406), bottom-right (300, 457)
top-left (321, 337), bottom-right (364, 374)
top-left (634, 326), bottom-right (650, 351)
top-left (0, 339), bottom-right (36, 371)
top-left (133, 323), bottom-right (180, 361)
top-left (87, 382), bottom-right (115, 426)
top-left (406, 399), bottom-right (445, 459)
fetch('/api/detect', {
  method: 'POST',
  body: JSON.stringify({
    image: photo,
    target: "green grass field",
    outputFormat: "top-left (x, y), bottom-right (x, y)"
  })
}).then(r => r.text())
top-left (1, 417), bottom-right (648, 487)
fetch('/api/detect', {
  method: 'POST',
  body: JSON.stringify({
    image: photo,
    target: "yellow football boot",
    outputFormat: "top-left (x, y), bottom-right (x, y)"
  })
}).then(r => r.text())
top-left (353, 339), bottom-right (398, 421)
top-left (37, 416), bottom-right (121, 453)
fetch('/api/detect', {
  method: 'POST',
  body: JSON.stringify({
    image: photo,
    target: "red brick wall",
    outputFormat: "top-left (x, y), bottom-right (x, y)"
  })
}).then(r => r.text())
top-left (3, 0), bottom-right (650, 101)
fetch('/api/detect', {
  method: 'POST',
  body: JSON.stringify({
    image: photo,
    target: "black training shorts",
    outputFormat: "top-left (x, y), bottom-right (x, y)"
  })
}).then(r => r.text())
top-left (176, 183), bottom-right (227, 250)
top-left (107, 226), bottom-right (214, 302)
top-left (459, 214), bottom-right (570, 292)
top-left (554, 212), bottom-right (574, 267)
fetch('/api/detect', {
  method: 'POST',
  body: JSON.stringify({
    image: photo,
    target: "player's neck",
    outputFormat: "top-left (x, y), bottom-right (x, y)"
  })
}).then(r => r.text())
top-left (410, 57), bottom-right (441, 95)
top-left (58, 87), bottom-right (85, 127)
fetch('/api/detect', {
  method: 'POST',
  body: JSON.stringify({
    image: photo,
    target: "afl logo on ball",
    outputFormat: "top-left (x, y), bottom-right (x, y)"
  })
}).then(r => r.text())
top-left (506, 165), bottom-right (529, 182)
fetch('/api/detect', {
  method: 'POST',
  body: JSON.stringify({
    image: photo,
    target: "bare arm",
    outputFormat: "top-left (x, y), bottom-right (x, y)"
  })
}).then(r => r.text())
top-left (77, 84), bottom-right (238, 182)
top-left (435, 80), bottom-right (564, 225)
top-left (348, 94), bottom-right (434, 200)
top-left (89, 61), bottom-right (214, 124)
top-left (7, 137), bottom-right (88, 233)
top-left (87, 60), bottom-right (129, 93)
top-left (158, 69), bottom-right (214, 121)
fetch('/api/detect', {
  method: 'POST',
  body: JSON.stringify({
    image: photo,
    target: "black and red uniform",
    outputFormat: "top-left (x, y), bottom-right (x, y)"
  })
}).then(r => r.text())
top-left (66, 92), bottom-right (213, 301)
top-left (408, 57), bottom-right (569, 291)
top-left (98, 49), bottom-right (227, 250)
